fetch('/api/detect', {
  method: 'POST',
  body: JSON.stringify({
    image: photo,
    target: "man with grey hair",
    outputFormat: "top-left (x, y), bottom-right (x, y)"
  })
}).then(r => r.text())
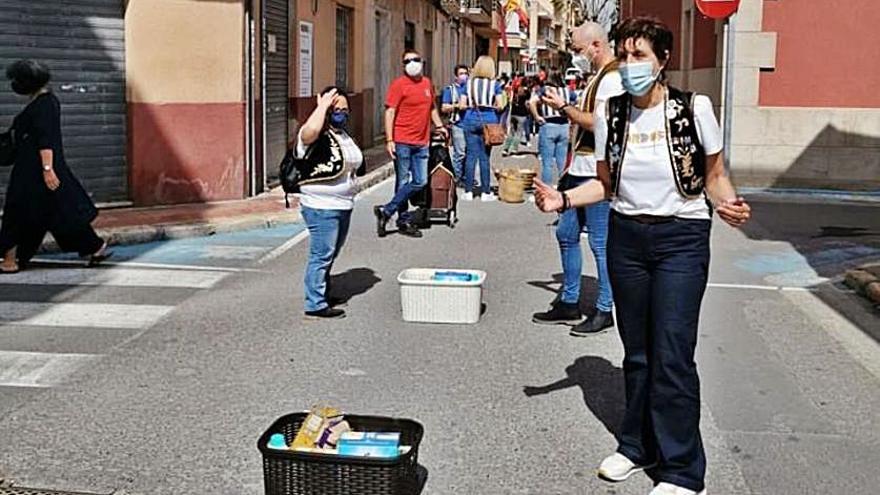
top-left (532, 21), bottom-right (623, 336)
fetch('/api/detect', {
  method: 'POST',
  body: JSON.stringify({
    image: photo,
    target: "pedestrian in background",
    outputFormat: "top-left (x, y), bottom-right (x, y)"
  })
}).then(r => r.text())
top-left (535, 17), bottom-right (752, 495)
top-left (533, 21), bottom-right (624, 335)
top-left (374, 50), bottom-right (447, 239)
top-left (294, 87), bottom-right (365, 320)
top-left (530, 72), bottom-right (576, 185)
top-left (460, 55), bottom-right (504, 202)
top-left (0, 60), bottom-right (111, 274)
top-left (441, 64), bottom-right (469, 184)
top-left (502, 81), bottom-right (531, 157)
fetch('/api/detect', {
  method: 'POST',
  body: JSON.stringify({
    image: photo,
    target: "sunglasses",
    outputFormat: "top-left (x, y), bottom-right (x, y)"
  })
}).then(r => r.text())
top-left (403, 57), bottom-right (422, 65)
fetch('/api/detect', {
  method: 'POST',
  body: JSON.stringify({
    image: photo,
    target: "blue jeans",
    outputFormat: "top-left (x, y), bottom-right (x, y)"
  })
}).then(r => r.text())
top-left (608, 212), bottom-right (711, 492)
top-left (383, 143), bottom-right (429, 226)
top-left (539, 122), bottom-right (570, 184)
top-left (556, 176), bottom-right (612, 312)
top-left (462, 119), bottom-right (493, 195)
top-left (451, 125), bottom-right (466, 180)
top-left (301, 206), bottom-right (352, 312)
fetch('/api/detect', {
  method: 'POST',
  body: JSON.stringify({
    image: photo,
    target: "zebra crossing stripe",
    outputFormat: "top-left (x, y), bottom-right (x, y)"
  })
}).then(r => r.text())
top-left (0, 302), bottom-right (174, 329)
top-left (0, 350), bottom-right (100, 388)
top-left (0, 267), bottom-right (229, 289)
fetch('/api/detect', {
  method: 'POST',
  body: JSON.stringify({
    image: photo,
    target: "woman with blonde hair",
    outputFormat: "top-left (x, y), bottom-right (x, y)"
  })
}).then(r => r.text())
top-left (458, 55), bottom-right (504, 201)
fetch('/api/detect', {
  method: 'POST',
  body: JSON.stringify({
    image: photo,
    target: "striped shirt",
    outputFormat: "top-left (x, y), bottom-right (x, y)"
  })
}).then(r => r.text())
top-left (536, 85), bottom-right (576, 119)
top-left (466, 77), bottom-right (498, 109)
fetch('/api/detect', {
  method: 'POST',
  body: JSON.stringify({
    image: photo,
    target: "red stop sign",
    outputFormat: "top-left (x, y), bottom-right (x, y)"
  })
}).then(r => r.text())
top-left (695, 0), bottom-right (740, 19)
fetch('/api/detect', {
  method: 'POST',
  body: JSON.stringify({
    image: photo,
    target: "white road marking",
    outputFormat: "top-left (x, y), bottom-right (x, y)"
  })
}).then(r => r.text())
top-left (0, 267), bottom-right (228, 289)
top-left (29, 257), bottom-right (261, 273)
top-left (0, 351), bottom-right (100, 388)
top-left (0, 302), bottom-right (174, 329)
top-left (258, 229), bottom-right (310, 264)
top-left (707, 282), bottom-right (816, 292)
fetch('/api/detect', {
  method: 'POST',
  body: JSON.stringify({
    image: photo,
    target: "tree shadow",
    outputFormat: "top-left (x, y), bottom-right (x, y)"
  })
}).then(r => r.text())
top-left (526, 272), bottom-right (599, 314)
top-left (523, 355), bottom-right (625, 437)
top-left (328, 268), bottom-right (382, 303)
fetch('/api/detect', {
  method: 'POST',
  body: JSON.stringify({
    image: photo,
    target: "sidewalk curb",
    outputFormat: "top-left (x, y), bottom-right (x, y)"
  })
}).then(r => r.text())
top-left (38, 162), bottom-right (394, 253)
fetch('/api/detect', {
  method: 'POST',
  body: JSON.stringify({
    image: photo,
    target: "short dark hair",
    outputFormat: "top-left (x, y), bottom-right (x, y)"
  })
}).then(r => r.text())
top-left (547, 72), bottom-right (565, 88)
top-left (454, 64), bottom-right (469, 75)
top-left (614, 16), bottom-right (674, 64)
top-left (6, 59), bottom-right (51, 95)
top-left (402, 50), bottom-right (420, 60)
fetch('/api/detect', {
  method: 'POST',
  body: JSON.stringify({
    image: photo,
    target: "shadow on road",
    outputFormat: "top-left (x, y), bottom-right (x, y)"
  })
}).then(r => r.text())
top-left (527, 273), bottom-right (599, 314)
top-left (328, 267), bottom-right (382, 303)
top-left (523, 356), bottom-right (625, 437)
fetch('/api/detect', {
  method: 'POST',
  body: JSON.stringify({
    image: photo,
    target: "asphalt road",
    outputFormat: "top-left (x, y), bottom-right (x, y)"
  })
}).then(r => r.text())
top-left (0, 166), bottom-right (878, 495)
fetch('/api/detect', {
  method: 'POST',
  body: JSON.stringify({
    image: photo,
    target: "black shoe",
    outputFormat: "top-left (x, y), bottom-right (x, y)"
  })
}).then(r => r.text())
top-left (374, 206), bottom-right (389, 238)
top-left (327, 296), bottom-right (349, 308)
top-left (398, 223), bottom-right (423, 238)
top-left (532, 301), bottom-right (582, 325)
top-left (305, 307), bottom-right (346, 320)
top-left (570, 311), bottom-right (614, 336)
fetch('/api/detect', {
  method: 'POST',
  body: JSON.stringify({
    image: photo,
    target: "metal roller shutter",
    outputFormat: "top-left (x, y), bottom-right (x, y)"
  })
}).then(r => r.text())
top-left (264, 0), bottom-right (288, 183)
top-left (0, 0), bottom-right (127, 205)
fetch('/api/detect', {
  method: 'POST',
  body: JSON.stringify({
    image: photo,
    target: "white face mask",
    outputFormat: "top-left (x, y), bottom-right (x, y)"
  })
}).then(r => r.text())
top-left (571, 54), bottom-right (591, 74)
top-left (405, 61), bottom-right (423, 77)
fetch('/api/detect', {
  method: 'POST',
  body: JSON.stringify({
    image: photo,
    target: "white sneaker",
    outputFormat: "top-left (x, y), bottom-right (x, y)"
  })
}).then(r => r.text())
top-left (649, 482), bottom-right (706, 495)
top-left (481, 193), bottom-right (498, 202)
top-left (461, 192), bottom-right (474, 201)
top-left (597, 453), bottom-right (656, 482)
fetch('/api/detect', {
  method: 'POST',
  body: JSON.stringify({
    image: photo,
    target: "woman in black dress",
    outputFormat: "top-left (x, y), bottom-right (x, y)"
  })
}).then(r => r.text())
top-left (0, 60), bottom-right (110, 273)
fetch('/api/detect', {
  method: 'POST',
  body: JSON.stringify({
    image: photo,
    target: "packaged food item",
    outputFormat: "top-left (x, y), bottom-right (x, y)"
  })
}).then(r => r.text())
top-left (337, 432), bottom-right (401, 459)
top-left (317, 419), bottom-right (351, 449)
top-left (291, 406), bottom-right (342, 451)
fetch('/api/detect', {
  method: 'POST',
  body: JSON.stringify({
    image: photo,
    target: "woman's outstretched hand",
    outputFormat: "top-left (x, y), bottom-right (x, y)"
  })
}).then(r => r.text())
top-left (534, 178), bottom-right (563, 213)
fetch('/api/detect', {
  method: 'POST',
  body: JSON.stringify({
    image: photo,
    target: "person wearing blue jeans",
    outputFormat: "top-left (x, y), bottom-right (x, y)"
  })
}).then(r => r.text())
top-left (302, 206), bottom-right (352, 314)
top-left (538, 122), bottom-right (570, 184)
top-left (374, 49), bottom-right (447, 238)
top-left (450, 125), bottom-right (466, 182)
top-left (380, 143), bottom-right (429, 230)
top-left (461, 118), bottom-right (493, 198)
top-left (440, 65), bottom-right (470, 182)
top-left (532, 173), bottom-right (613, 333)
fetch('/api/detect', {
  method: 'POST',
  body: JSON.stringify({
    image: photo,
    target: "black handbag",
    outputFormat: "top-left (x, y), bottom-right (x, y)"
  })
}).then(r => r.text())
top-left (0, 127), bottom-right (15, 167)
top-left (279, 147), bottom-right (304, 208)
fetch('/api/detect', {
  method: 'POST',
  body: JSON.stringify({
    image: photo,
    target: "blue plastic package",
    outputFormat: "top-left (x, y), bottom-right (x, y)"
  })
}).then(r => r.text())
top-left (337, 432), bottom-right (400, 459)
top-left (432, 271), bottom-right (474, 282)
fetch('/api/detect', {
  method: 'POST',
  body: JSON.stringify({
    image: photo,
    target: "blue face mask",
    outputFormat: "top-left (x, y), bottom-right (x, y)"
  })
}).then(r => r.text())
top-left (330, 110), bottom-right (349, 128)
top-left (619, 61), bottom-right (660, 97)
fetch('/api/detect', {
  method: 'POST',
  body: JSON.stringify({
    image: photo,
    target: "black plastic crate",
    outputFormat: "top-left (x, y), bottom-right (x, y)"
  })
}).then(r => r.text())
top-left (258, 413), bottom-right (424, 495)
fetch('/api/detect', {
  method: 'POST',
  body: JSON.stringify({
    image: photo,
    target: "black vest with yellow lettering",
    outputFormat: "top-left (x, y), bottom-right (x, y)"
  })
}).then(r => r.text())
top-left (605, 85), bottom-right (706, 199)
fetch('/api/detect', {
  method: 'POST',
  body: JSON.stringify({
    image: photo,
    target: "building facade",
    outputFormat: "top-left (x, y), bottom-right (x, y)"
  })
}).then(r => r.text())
top-left (0, 0), bottom-right (565, 208)
top-left (623, 0), bottom-right (880, 191)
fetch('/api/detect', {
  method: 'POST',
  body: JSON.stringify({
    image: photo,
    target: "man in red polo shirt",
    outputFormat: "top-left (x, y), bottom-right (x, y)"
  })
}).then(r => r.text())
top-left (374, 50), bottom-right (446, 238)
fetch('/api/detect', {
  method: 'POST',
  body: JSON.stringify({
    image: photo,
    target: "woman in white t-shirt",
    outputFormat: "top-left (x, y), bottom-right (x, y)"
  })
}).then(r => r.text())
top-left (295, 87), bottom-right (364, 320)
top-left (534, 18), bottom-right (752, 495)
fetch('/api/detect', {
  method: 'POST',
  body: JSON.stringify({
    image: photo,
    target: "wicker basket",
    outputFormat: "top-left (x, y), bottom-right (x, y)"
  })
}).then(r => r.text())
top-left (495, 168), bottom-right (537, 203)
top-left (258, 413), bottom-right (424, 495)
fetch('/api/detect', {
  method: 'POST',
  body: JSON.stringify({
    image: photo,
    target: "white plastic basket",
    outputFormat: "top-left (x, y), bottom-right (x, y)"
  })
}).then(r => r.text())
top-left (397, 268), bottom-right (486, 324)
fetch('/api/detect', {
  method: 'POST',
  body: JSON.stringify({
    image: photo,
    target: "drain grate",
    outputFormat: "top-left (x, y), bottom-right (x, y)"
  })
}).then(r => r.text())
top-left (0, 488), bottom-right (111, 495)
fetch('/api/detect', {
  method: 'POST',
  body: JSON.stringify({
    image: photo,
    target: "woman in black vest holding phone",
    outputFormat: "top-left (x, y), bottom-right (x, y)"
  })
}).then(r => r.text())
top-left (295, 86), bottom-right (365, 320)
top-left (535, 18), bottom-right (751, 495)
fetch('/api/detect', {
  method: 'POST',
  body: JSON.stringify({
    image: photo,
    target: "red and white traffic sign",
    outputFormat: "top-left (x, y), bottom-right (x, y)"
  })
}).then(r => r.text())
top-left (695, 0), bottom-right (740, 19)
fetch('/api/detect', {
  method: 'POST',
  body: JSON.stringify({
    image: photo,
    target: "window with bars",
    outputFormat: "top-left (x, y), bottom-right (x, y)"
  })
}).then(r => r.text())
top-left (336, 6), bottom-right (352, 89)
